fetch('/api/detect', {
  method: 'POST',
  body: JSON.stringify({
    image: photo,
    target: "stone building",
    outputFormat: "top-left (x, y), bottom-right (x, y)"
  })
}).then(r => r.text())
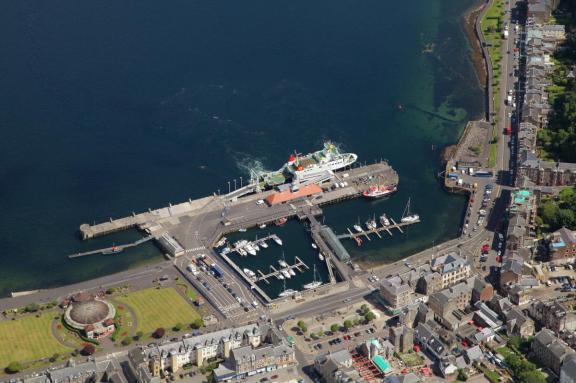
top-left (532, 329), bottom-right (575, 374)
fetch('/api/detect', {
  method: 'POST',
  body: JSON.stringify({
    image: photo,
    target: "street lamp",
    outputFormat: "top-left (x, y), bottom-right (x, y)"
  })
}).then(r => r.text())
top-left (234, 179), bottom-right (237, 190)
top-left (240, 176), bottom-right (243, 188)
top-left (228, 181), bottom-right (231, 194)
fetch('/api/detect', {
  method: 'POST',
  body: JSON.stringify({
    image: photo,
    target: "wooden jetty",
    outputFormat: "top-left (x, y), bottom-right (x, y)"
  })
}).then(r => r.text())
top-left (68, 236), bottom-right (155, 259)
top-left (338, 218), bottom-right (420, 241)
top-left (256, 256), bottom-right (309, 283)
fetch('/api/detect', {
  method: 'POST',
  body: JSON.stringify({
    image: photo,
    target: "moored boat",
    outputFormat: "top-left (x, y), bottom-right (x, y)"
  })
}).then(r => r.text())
top-left (318, 252), bottom-right (324, 261)
top-left (379, 214), bottom-right (390, 226)
top-left (362, 184), bottom-right (397, 198)
top-left (243, 268), bottom-right (256, 278)
top-left (273, 236), bottom-right (283, 246)
top-left (401, 197), bottom-right (420, 223)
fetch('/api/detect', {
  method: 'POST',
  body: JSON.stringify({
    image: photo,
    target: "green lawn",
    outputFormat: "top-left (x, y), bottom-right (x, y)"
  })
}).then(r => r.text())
top-left (0, 310), bottom-right (71, 370)
top-left (478, 364), bottom-right (500, 383)
top-left (398, 352), bottom-right (424, 367)
top-left (117, 287), bottom-right (201, 334)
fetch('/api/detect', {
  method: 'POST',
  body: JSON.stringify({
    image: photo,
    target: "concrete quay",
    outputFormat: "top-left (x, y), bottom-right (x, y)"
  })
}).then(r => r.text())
top-left (79, 195), bottom-right (217, 239)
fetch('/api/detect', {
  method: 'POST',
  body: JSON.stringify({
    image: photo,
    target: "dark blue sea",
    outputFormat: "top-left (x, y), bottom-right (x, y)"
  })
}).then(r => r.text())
top-left (0, 0), bottom-right (482, 296)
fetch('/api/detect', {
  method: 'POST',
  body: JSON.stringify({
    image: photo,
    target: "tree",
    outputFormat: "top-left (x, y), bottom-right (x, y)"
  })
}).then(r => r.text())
top-left (297, 320), bottom-right (307, 332)
top-left (457, 369), bottom-right (468, 381)
top-left (153, 328), bottom-right (166, 339)
top-left (133, 331), bottom-right (144, 341)
top-left (5, 362), bottom-right (22, 374)
top-left (330, 324), bottom-right (339, 333)
top-left (49, 353), bottom-right (60, 363)
top-left (24, 303), bottom-right (39, 313)
top-left (364, 311), bottom-right (376, 322)
top-left (343, 320), bottom-right (353, 330)
top-left (190, 318), bottom-right (204, 329)
top-left (360, 304), bottom-right (369, 314)
top-left (121, 337), bottom-right (132, 346)
top-left (81, 344), bottom-right (96, 356)
top-left (106, 287), bottom-right (116, 295)
top-left (173, 323), bottom-right (183, 332)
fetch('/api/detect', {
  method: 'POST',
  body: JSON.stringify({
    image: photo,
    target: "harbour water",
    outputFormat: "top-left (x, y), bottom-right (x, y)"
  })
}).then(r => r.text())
top-left (0, 0), bottom-right (482, 296)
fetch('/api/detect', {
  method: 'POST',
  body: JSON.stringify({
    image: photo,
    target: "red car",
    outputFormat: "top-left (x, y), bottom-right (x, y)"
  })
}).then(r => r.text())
top-left (481, 244), bottom-right (490, 253)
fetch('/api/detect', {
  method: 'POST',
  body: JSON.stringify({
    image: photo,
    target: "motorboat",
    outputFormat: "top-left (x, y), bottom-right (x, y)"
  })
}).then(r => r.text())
top-left (273, 236), bottom-right (283, 246)
top-left (260, 241), bottom-right (268, 249)
top-left (288, 268), bottom-right (296, 276)
top-left (311, 243), bottom-right (317, 249)
top-left (259, 224), bottom-right (267, 229)
top-left (278, 259), bottom-right (288, 268)
top-left (243, 268), bottom-right (256, 278)
top-left (353, 224), bottom-right (363, 232)
top-left (281, 269), bottom-right (291, 279)
top-left (238, 248), bottom-right (247, 256)
top-left (319, 253), bottom-right (324, 261)
top-left (245, 244), bottom-right (257, 256)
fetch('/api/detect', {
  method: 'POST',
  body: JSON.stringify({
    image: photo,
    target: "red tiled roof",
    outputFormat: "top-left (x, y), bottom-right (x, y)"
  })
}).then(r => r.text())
top-left (266, 184), bottom-right (322, 205)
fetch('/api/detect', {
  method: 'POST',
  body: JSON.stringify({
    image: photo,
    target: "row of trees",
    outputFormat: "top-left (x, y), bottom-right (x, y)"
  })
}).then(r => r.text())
top-left (296, 305), bottom-right (376, 335)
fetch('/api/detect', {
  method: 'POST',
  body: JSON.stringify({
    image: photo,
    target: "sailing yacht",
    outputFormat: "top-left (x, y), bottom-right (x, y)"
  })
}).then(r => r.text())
top-left (379, 214), bottom-right (390, 226)
top-left (401, 197), bottom-right (420, 223)
top-left (303, 265), bottom-right (322, 290)
top-left (365, 215), bottom-right (377, 230)
top-left (278, 280), bottom-right (297, 297)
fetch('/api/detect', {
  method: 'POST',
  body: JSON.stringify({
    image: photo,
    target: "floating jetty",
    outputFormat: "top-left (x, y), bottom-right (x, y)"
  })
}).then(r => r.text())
top-left (256, 256), bottom-right (309, 284)
top-left (338, 217), bottom-right (419, 243)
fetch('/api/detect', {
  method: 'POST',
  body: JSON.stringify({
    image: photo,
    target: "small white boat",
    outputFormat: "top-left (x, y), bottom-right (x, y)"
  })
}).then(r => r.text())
top-left (276, 273), bottom-right (285, 280)
top-left (311, 243), bottom-right (318, 249)
top-left (245, 245), bottom-right (257, 256)
top-left (252, 242), bottom-right (260, 251)
top-left (278, 259), bottom-right (288, 268)
top-left (365, 220), bottom-right (376, 230)
top-left (238, 248), bottom-right (247, 256)
top-left (319, 253), bottom-right (324, 261)
top-left (379, 214), bottom-right (390, 226)
top-left (401, 214), bottom-right (420, 223)
top-left (259, 224), bottom-right (267, 229)
top-left (239, 228), bottom-right (247, 232)
top-left (243, 268), bottom-right (256, 278)
top-left (273, 236), bottom-right (283, 246)
top-left (216, 237), bottom-right (227, 247)
top-left (288, 268), bottom-right (296, 276)
top-left (303, 265), bottom-right (322, 290)
top-left (278, 288), bottom-right (297, 297)
top-left (281, 269), bottom-right (291, 279)
top-left (354, 224), bottom-right (363, 233)
top-left (260, 241), bottom-right (268, 248)
top-left (400, 197), bottom-right (420, 223)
